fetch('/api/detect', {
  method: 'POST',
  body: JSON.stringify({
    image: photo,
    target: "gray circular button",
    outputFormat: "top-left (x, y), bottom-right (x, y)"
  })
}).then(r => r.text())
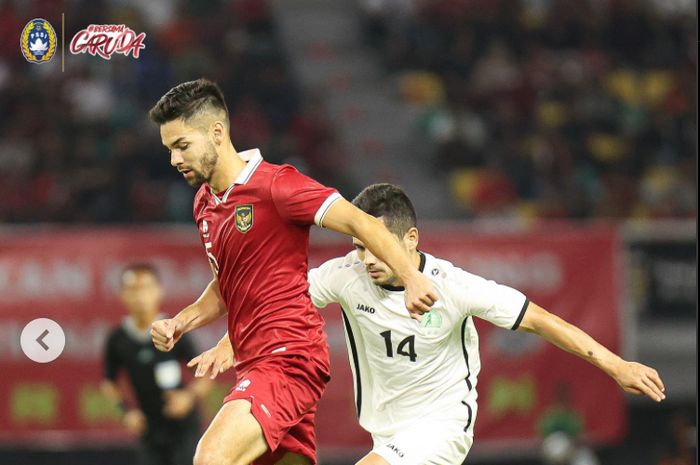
top-left (20, 318), bottom-right (66, 363)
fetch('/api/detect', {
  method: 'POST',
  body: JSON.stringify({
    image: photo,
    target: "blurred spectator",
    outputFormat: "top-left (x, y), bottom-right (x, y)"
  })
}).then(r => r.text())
top-left (538, 384), bottom-right (600, 465)
top-left (654, 411), bottom-right (697, 465)
top-left (361, 0), bottom-right (696, 220)
top-left (0, 0), bottom-right (351, 223)
top-left (1, 0), bottom-right (695, 223)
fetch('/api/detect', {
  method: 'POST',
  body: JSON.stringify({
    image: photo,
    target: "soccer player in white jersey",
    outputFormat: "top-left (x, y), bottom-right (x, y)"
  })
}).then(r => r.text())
top-left (189, 184), bottom-right (665, 465)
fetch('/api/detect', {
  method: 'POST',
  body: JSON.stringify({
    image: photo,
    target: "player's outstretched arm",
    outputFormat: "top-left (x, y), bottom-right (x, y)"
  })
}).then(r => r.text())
top-left (151, 278), bottom-right (228, 352)
top-left (188, 332), bottom-right (234, 379)
top-left (321, 199), bottom-right (438, 317)
top-left (518, 301), bottom-right (666, 402)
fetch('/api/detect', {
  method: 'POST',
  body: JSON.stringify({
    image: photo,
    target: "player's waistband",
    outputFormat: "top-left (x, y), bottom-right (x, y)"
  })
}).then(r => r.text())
top-left (234, 344), bottom-right (331, 375)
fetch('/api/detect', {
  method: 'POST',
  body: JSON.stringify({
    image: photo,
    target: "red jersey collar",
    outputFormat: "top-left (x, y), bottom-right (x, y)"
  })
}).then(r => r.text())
top-left (210, 148), bottom-right (263, 205)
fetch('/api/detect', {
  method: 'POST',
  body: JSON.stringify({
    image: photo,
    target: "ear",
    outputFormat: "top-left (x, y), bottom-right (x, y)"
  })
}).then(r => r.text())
top-left (211, 120), bottom-right (227, 146)
top-left (403, 227), bottom-right (419, 251)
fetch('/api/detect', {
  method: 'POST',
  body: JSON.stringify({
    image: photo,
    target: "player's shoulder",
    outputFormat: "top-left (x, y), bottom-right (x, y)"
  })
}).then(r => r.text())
top-left (250, 160), bottom-right (294, 181)
top-left (422, 252), bottom-right (457, 277)
top-left (313, 251), bottom-right (366, 281)
top-left (255, 160), bottom-right (282, 178)
top-left (269, 162), bottom-right (322, 187)
top-left (272, 162), bottom-right (300, 175)
top-left (249, 161), bottom-right (301, 192)
top-left (422, 252), bottom-right (480, 285)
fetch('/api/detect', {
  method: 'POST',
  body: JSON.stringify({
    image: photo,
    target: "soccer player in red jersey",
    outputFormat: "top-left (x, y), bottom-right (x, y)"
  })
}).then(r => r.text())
top-left (147, 79), bottom-right (437, 465)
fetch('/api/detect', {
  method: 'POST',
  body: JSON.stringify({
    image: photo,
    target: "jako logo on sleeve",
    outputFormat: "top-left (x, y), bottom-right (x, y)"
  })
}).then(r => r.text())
top-left (69, 24), bottom-right (145, 60)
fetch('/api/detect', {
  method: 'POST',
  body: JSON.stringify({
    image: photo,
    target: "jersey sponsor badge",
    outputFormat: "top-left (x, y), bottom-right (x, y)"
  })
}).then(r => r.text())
top-left (21, 18), bottom-right (57, 64)
top-left (235, 204), bottom-right (254, 233)
top-left (420, 311), bottom-right (442, 329)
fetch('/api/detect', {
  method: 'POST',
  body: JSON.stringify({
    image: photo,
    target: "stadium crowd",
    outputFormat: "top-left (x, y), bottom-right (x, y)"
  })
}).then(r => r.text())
top-left (362, 0), bottom-right (696, 219)
top-left (0, 0), bottom-right (695, 223)
top-left (0, 0), bottom-right (347, 223)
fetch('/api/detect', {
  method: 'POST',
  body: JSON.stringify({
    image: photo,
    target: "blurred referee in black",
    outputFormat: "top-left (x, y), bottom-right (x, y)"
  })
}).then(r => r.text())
top-left (101, 263), bottom-right (213, 465)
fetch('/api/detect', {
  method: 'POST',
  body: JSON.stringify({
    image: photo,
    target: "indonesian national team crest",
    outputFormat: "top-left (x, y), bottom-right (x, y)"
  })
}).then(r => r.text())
top-left (235, 205), bottom-right (254, 233)
top-left (21, 18), bottom-right (57, 64)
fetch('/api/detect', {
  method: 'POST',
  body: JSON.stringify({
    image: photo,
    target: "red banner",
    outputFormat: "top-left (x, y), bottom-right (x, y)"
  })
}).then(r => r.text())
top-left (0, 225), bottom-right (625, 458)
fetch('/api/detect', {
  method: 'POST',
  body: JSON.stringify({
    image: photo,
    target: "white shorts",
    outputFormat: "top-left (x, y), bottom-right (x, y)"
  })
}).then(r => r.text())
top-left (370, 415), bottom-right (474, 465)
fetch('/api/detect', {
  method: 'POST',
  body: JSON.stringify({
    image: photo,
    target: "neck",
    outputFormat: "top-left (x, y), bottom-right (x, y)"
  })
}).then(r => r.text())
top-left (208, 141), bottom-right (244, 193)
top-left (133, 312), bottom-right (157, 332)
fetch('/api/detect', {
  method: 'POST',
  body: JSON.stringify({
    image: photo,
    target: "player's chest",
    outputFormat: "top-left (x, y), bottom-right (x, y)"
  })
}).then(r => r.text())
top-left (197, 195), bottom-right (280, 258)
top-left (345, 289), bottom-right (457, 362)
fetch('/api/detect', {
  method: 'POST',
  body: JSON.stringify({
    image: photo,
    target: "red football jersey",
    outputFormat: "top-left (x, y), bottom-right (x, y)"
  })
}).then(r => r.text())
top-left (193, 149), bottom-right (341, 373)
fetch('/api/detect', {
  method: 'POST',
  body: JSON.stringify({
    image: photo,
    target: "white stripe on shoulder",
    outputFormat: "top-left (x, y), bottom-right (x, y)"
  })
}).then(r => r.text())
top-left (314, 192), bottom-right (343, 227)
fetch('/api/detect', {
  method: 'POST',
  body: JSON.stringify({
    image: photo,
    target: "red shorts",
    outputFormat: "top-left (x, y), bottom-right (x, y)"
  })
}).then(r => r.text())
top-left (223, 354), bottom-right (331, 465)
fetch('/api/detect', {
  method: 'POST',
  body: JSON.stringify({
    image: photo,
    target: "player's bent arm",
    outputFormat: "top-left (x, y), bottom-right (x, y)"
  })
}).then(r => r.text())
top-left (321, 199), bottom-right (437, 314)
top-left (174, 277), bottom-right (228, 333)
top-left (517, 301), bottom-right (666, 402)
top-left (152, 277), bottom-right (227, 352)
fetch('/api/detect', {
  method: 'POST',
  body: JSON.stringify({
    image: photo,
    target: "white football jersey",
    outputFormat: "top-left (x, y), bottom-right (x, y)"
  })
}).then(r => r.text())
top-left (309, 251), bottom-right (528, 437)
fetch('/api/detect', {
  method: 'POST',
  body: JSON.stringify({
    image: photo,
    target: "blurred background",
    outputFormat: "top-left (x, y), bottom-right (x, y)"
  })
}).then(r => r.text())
top-left (0, 0), bottom-right (696, 464)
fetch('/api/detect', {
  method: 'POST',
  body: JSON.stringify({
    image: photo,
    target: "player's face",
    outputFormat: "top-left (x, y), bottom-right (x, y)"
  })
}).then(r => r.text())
top-left (353, 219), bottom-right (420, 286)
top-left (120, 271), bottom-right (163, 320)
top-left (160, 118), bottom-right (219, 187)
top-left (353, 236), bottom-right (404, 287)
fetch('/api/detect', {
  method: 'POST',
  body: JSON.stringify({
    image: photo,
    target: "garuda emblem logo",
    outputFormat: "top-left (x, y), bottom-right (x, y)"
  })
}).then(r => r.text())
top-left (235, 205), bottom-right (253, 233)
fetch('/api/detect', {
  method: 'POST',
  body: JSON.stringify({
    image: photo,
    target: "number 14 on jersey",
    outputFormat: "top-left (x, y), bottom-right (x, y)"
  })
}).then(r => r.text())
top-left (380, 330), bottom-right (417, 362)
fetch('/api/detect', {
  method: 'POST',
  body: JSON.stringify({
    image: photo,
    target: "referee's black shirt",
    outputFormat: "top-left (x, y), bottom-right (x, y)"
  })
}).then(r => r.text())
top-left (104, 318), bottom-right (200, 443)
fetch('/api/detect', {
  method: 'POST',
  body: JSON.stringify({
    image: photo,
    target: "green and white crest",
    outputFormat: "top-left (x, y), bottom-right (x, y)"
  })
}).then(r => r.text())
top-left (420, 311), bottom-right (442, 329)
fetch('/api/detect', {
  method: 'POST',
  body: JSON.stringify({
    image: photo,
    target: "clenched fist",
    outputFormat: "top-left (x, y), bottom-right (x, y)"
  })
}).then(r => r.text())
top-left (404, 271), bottom-right (438, 320)
top-left (151, 318), bottom-right (184, 352)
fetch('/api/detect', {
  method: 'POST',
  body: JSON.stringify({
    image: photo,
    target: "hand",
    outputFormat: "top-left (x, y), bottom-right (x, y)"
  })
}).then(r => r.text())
top-left (612, 360), bottom-right (666, 402)
top-left (151, 318), bottom-right (184, 352)
top-left (403, 271), bottom-right (438, 320)
top-left (162, 389), bottom-right (195, 419)
top-left (122, 409), bottom-right (146, 436)
top-left (187, 340), bottom-right (234, 379)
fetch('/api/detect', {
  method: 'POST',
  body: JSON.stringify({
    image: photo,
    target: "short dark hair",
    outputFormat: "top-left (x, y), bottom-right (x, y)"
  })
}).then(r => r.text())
top-left (148, 78), bottom-right (228, 125)
top-left (121, 263), bottom-right (160, 286)
top-left (352, 183), bottom-right (417, 236)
